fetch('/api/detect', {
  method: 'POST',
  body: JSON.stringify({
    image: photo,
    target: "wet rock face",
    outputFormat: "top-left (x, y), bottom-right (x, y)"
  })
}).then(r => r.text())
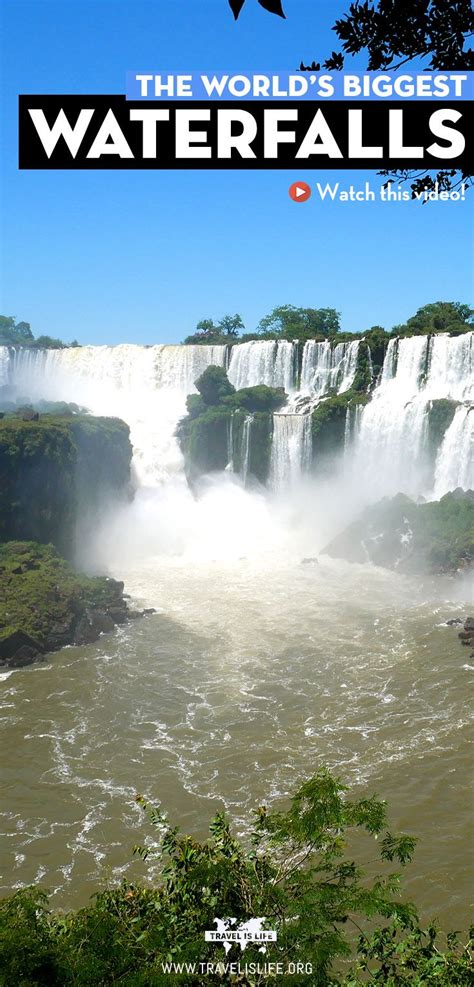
top-left (458, 616), bottom-right (474, 656)
top-left (73, 610), bottom-right (116, 645)
top-left (0, 629), bottom-right (43, 665)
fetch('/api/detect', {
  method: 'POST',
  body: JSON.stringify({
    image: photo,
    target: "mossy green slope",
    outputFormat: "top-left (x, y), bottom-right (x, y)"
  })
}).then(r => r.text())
top-left (0, 415), bottom-right (132, 556)
top-left (0, 541), bottom-right (135, 664)
top-left (323, 490), bottom-right (474, 573)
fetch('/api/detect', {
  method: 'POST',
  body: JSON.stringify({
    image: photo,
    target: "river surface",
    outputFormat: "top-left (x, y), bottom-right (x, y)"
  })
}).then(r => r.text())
top-left (1, 551), bottom-right (472, 928)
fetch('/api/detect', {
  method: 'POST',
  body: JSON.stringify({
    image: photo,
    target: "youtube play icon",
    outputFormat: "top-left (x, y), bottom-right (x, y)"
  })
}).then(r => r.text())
top-left (289, 181), bottom-right (311, 202)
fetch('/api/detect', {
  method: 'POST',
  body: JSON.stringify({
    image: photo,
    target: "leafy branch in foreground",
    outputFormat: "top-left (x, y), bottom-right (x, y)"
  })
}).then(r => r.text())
top-left (0, 769), bottom-right (472, 984)
top-left (229, 0), bottom-right (285, 22)
top-left (228, 0), bottom-right (473, 196)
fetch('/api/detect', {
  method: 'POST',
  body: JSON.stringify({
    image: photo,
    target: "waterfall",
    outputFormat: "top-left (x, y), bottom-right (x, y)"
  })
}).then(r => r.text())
top-left (1, 333), bottom-right (472, 500)
top-left (300, 340), bottom-right (360, 397)
top-left (226, 412), bottom-right (234, 472)
top-left (425, 332), bottom-right (473, 401)
top-left (270, 413), bottom-right (312, 490)
top-left (380, 338), bottom-right (399, 383)
top-left (434, 406), bottom-right (474, 497)
top-left (344, 402), bottom-right (363, 451)
top-left (2, 344), bottom-right (227, 487)
top-left (352, 333), bottom-right (473, 498)
top-left (240, 416), bottom-right (253, 485)
top-left (227, 340), bottom-right (295, 392)
top-left (0, 346), bottom-right (11, 387)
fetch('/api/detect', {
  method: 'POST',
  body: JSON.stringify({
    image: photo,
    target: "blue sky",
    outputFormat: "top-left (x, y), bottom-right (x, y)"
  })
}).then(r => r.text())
top-left (0, 0), bottom-right (472, 345)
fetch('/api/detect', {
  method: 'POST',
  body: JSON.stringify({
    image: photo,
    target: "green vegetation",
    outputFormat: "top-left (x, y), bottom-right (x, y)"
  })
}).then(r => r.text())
top-left (392, 302), bottom-right (473, 338)
top-left (0, 400), bottom-right (88, 416)
top-left (0, 316), bottom-right (78, 349)
top-left (427, 399), bottom-right (459, 459)
top-left (183, 314), bottom-right (245, 345)
top-left (0, 541), bottom-right (133, 666)
top-left (182, 301), bottom-right (472, 348)
top-left (225, 385), bottom-right (287, 414)
top-left (194, 365), bottom-right (236, 405)
top-left (256, 305), bottom-right (341, 341)
top-left (311, 392), bottom-right (370, 469)
top-left (0, 414), bottom-right (132, 557)
top-left (323, 491), bottom-right (474, 573)
top-left (0, 768), bottom-right (472, 984)
top-left (351, 340), bottom-right (373, 393)
top-left (0, 411), bottom-right (136, 665)
top-left (177, 366), bottom-right (286, 484)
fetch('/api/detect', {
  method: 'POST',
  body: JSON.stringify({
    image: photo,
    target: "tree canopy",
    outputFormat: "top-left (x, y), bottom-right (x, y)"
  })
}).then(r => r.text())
top-left (257, 305), bottom-right (341, 340)
top-left (0, 317), bottom-right (34, 346)
top-left (392, 301), bottom-right (473, 336)
top-left (0, 316), bottom-right (74, 349)
top-left (195, 364), bottom-right (236, 405)
top-left (184, 313), bottom-right (246, 345)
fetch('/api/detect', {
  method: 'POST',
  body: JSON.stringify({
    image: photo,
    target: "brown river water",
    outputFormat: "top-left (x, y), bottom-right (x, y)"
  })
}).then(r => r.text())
top-left (1, 550), bottom-right (472, 929)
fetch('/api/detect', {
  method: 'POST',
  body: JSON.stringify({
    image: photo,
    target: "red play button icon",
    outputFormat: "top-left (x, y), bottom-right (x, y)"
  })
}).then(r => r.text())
top-left (289, 181), bottom-right (311, 202)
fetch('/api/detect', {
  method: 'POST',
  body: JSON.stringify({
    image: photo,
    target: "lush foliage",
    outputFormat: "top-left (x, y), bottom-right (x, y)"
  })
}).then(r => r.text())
top-left (311, 391), bottom-right (370, 466)
top-left (323, 490), bottom-right (474, 573)
top-left (195, 365), bottom-right (236, 405)
top-left (393, 302), bottom-right (473, 338)
top-left (182, 302), bottom-right (472, 347)
top-left (178, 367), bottom-right (286, 484)
top-left (0, 541), bottom-right (130, 661)
top-left (0, 414), bottom-right (131, 556)
top-left (0, 769), bottom-right (472, 984)
top-left (256, 305), bottom-right (341, 341)
top-left (427, 399), bottom-right (459, 457)
top-left (0, 316), bottom-right (77, 349)
top-left (224, 385), bottom-right (287, 414)
top-left (183, 314), bottom-right (245, 345)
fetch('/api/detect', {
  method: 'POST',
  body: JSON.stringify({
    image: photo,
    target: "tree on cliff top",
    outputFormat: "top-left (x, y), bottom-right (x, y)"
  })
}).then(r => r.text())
top-left (218, 312), bottom-right (245, 336)
top-left (392, 300), bottom-right (474, 336)
top-left (258, 305), bottom-right (341, 340)
top-left (0, 317), bottom-right (34, 345)
top-left (0, 316), bottom-right (73, 349)
top-left (184, 313), bottom-right (245, 345)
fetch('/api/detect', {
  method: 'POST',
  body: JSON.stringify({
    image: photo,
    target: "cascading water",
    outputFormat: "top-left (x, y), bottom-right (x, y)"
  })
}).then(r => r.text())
top-left (353, 333), bottom-right (473, 499)
top-left (1, 332), bottom-right (472, 500)
top-left (434, 405), bottom-right (474, 497)
top-left (270, 413), bottom-right (312, 490)
top-left (344, 402), bottom-right (363, 451)
top-left (4, 344), bottom-right (227, 486)
top-left (2, 334), bottom-right (473, 927)
top-left (226, 412), bottom-right (234, 472)
top-left (227, 340), bottom-right (295, 392)
top-left (426, 331), bottom-right (473, 401)
top-left (0, 346), bottom-right (10, 387)
top-left (240, 415), bottom-right (253, 485)
top-left (300, 339), bottom-right (360, 397)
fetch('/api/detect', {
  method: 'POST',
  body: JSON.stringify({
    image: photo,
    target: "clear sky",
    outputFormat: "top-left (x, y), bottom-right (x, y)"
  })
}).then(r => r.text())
top-left (0, 0), bottom-right (472, 345)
